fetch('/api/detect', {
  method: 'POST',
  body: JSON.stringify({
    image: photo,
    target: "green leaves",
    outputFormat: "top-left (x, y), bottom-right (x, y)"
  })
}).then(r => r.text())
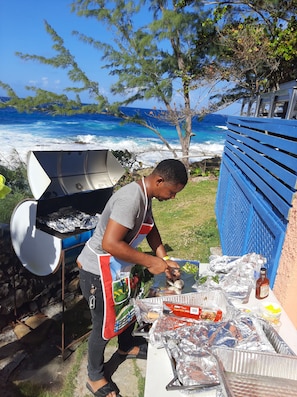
top-left (198, 274), bottom-right (219, 285)
top-left (0, 175), bottom-right (11, 199)
top-left (216, 1), bottom-right (297, 95)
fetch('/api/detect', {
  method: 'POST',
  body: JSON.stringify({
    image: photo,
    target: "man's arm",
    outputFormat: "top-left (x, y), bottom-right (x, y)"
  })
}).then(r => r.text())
top-left (102, 219), bottom-right (167, 275)
top-left (146, 224), bottom-right (181, 277)
top-left (146, 224), bottom-right (166, 258)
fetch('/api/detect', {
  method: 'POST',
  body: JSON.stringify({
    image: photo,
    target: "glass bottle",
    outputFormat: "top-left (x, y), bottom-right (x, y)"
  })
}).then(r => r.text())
top-left (255, 267), bottom-right (269, 299)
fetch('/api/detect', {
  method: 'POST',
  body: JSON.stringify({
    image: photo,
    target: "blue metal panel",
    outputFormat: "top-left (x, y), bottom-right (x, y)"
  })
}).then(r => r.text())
top-left (62, 229), bottom-right (94, 249)
top-left (216, 116), bottom-right (296, 287)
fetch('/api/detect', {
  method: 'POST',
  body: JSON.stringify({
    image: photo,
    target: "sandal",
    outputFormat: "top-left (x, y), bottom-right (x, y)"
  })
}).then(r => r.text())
top-left (119, 343), bottom-right (147, 360)
top-left (86, 381), bottom-right (117, 397)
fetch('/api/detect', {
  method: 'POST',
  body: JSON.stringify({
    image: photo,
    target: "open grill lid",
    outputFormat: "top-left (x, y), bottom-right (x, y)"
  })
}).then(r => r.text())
top-left (10, 149), bottom-right (124, 276)
top-left (27, 149), bottom-right (124, 200)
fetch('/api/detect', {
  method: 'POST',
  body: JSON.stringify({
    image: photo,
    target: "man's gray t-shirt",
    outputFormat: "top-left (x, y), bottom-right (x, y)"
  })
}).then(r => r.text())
top-left (77, 181), bottom-right (152, 275)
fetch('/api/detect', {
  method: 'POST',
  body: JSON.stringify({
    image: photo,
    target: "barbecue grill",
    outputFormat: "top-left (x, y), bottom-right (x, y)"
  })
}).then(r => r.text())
top-left (10, 150), bottom-right (124, 358)
top-left (10, 150), bottom-right (124, 276)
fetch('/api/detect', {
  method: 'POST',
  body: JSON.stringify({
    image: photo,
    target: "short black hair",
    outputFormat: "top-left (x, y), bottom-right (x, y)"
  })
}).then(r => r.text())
top-left (153, 159), bottom-right (188, 186)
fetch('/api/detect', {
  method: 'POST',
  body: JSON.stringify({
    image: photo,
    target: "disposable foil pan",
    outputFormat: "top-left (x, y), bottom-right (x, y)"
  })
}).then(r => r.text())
top-left (132, 290), bottom-right (235, 337)
top-left (259, 319), bottom-right (295, 355)
top-left (135, 290), bottom-right (235, 321)
top-left (165, 319), bottom-right (295, 393)
top-left (213, 347), bottom-right (297, 397)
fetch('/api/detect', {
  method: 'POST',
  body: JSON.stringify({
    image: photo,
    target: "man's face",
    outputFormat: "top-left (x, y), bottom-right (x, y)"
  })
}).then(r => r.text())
top-left (154, 180), bottom-right (185, 201)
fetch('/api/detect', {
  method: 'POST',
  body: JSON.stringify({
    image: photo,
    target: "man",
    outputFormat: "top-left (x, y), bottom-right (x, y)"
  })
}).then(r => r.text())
top-left (77, 159), bottom-right (188, 397)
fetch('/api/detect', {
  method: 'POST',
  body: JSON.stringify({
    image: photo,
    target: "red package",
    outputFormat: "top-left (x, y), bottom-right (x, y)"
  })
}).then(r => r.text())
top-left (163, 302), bottom-right (222, 322)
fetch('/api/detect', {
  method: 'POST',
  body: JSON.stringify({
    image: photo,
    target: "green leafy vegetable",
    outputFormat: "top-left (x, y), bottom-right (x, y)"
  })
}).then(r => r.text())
top-left (198, 274), bottom-right (220, 285)
top-left (181, 262), bottom-right (199, 274)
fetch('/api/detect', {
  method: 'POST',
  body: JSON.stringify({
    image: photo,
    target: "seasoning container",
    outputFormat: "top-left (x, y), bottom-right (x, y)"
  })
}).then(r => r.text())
top-left (255, 267), bottom-right (269, 299)
top-left (261, 301), bottom-right (282, 324)
top-left (254, 256), bottom-right (267, 281)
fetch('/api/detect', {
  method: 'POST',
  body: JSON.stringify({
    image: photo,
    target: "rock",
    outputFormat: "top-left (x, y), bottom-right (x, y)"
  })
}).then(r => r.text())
top-left (24, 313), bottom-right (49, 329)
top-left (0, 225), bottom-right (82, 330)
top-left (13, 323), bottom-right (31, 340)
top-left (18, 318), bottom-right (55, 346)
top-left (68, 278), bottom-right (80, 292)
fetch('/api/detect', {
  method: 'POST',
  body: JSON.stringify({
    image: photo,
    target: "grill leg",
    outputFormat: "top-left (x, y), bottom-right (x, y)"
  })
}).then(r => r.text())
top-left (61, 251), bottom-right (66, 360)
top-left (55, 251), bottom-right (67, 360)
top-left (58, 247), bottom-right (91, 360)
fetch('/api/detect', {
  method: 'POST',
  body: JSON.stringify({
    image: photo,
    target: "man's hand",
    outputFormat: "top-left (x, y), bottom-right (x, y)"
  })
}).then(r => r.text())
top-left (164, 259), bottom-right (181, 281)
top-left (146, 257), bottom-right (171, 275)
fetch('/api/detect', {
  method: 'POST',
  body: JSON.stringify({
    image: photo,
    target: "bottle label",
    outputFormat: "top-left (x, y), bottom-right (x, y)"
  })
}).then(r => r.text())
top-left (259, 284), bottom-right (269, 298)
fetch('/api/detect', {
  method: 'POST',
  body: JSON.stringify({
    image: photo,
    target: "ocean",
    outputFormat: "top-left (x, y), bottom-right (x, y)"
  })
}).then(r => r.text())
top-left (0, 106), bottom-right (227, 168)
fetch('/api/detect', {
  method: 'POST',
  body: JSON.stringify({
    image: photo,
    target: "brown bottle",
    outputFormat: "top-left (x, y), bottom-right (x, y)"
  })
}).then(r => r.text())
top-left (255, 267), bottom-right (269, 299)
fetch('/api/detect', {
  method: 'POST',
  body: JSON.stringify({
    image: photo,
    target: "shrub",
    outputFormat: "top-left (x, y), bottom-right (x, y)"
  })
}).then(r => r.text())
top-left (0, 151), bottom-right (32, 224)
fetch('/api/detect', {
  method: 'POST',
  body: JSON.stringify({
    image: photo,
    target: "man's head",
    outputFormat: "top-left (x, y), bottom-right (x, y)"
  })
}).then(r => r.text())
top-left (152, 159), bottom-right (188, 185)
top-left (150, 159), bottom-right (188, 201)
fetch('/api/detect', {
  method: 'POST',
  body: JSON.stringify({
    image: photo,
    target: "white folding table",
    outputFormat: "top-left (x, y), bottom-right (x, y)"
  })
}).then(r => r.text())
top-left (144, 263), bottom-right (297, 397)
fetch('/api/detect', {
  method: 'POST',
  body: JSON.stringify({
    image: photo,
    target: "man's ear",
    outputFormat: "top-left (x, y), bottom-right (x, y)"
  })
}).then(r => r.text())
top-left (155, 176), bottom-right (164, 186)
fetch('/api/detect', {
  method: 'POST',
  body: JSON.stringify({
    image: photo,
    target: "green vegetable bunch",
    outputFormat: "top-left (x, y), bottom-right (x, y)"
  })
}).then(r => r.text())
top-left (180, 262), bottom-right (220, 285)
top-left (180, 262), bottom-right (199, 281)
top-left (198, 274), bottom-right (220, 285)
top-left (181, 262), bottom-right (199, 274)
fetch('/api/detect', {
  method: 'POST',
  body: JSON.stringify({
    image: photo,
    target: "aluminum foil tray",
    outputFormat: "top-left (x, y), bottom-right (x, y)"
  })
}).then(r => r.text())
top-left (260, 319), bottom-right (295, 355)
top-left (133, 290), bottom-right (235, 324)
top-left (164, 319), bottom-right (295, 394)
top-left (213, 347), bottom-right (297, 397)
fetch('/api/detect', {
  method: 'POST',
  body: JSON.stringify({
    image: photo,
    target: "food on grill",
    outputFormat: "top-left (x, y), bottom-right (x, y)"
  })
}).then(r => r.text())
top-left (37, 206), bottom-right (99, 233)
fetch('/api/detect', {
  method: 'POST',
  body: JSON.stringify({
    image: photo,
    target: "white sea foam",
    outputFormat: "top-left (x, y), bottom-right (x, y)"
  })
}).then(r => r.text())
top-left (0, 128), bottom-right (224, 168)
top-left (216, 125), bottom-right (228, 130)
top-left (75, 134), bottom-right (97, 144)
top-left (0, 110), bottom-right (226, 168)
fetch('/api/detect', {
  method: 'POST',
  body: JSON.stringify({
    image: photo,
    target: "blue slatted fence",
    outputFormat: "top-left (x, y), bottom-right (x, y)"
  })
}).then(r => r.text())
top-left (215, 116), bottom-right (297, 286)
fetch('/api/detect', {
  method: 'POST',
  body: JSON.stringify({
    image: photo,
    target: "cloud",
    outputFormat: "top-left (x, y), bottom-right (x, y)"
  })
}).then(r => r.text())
top-left (41, 77), bottom-right (49, 87)
top-left (54, 79), bottom-right (61, 88)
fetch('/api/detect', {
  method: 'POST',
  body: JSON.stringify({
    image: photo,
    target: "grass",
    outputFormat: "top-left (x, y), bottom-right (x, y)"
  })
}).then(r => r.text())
top-left (139, 179), bottom-right (220, 262)
top-left (134, 359), bottom-right (145, 397)
top-left (0, 190), bottom-right (29, 224)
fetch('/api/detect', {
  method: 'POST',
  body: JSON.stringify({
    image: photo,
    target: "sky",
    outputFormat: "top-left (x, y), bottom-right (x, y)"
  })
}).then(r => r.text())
top-left (0, 1), bottom-right (117, 103)
top-left (0, 0), bottom-right (241, 114)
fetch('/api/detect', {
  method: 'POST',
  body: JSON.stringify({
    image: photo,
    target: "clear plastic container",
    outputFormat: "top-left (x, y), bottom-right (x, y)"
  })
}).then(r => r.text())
top-left (261, 301), bottom-right (282, 324)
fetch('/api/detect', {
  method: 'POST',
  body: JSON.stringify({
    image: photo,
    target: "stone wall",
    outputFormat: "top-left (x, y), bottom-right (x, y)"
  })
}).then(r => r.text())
top-left (0, 224), bottom-right (81, 332)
